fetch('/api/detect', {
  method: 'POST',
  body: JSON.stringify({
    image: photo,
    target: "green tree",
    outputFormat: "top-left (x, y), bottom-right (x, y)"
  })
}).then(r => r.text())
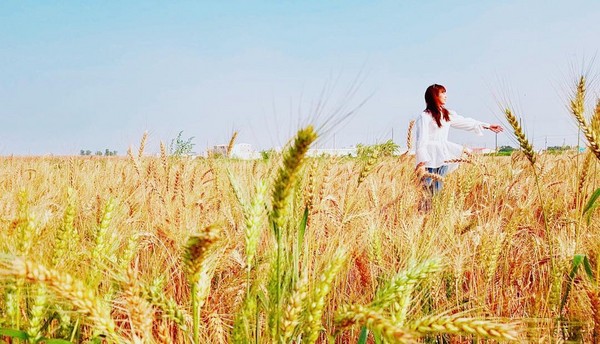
top-left (260, 149), bottom-right (276, 160)
top-left (170, 131), bottom-right (195, 157)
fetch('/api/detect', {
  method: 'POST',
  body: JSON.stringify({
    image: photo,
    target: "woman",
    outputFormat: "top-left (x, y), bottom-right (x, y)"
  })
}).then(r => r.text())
top-left (415, 84), bottom-right (503, 194)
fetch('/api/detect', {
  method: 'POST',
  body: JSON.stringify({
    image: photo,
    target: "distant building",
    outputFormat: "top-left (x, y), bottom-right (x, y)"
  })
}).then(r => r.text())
top-left (470, 147), bottom-right (495, 154)
top-left (230, 143), bottom-right (260, 159)
top-left (209, 144), bottom-right (228, 157)
top-left (206, 143), bottom-right (260, 159)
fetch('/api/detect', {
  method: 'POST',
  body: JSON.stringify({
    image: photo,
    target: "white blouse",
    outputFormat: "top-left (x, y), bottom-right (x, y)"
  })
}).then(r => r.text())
top-left (415, 110), bottom-right (489, 169)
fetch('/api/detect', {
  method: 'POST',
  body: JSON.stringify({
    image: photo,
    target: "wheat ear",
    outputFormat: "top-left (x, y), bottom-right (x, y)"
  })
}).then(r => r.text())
top-left (576, 152), bottom-right (593, 207)
top-left (1, 257), bottom-right (118, 341)
top-left (53, 188), bottom-right (77, 267)
top-left (357, 146), bottom-right (380, 186)
top-left (244, 180), bottom-right (267, 272)
top-left (371, 258), bottom-right (442, 310)
top-left (127, 146), bottom-right (142, 175)
top-left (409, 314), bottom-right (519, 341)
top-left (407, 120), bottom-right (415, 151)
top-left (121, 265), bottom-right (153, 343)
top-left (304, 248), bottom-right (348, 344)
top-left (226, 131), bottom-right (238, 157)
top-left (571, 77), bottom-right (600, 160)
top-left (271, 126), bottom-right (317, 229)
top-left (281, 271), bottom-right (309, 342)
top-left (588, 288), bottom-right (600, 343)
top-left (184, 225), bottom-right (221, 344)
top-left (504, 108), bottom-right (536, 165)
top-left (138, 131), bottom-right (148, 158)
top-left (336, 304), bottom-right (417, 343)
top-left (91, 197), bottom-right (116, 271)
top-left (145, 284), bottom-right (189, 331)
top-left (27, 284), bottom-right (48, 343)
top-left (16, 191), bottom-right (36, 256)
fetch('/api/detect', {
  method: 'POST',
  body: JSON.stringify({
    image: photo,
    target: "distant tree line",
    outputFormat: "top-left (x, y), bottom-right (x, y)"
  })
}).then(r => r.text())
top-left (547, 145), bottom-right (572, 151)
top-left (496, 145), bottom-right (576, 156)
top-left (80, 149), bottom-right (118, 156)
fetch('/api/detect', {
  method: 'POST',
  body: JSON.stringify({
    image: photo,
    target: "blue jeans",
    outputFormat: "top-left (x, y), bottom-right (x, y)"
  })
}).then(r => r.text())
top-left (424, 165), bottom-right (448, 195)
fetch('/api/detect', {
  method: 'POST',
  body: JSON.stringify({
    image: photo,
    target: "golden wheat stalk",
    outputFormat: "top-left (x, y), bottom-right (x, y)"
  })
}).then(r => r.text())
top-left (1, 257), bottom-right (118, 340)
top-left (53, 188), bottom-right (77, 267)
top-left (305, 159), bottom-right (318, 212)
top-left (421, 172), bottom-right (444, 182)
top-left (587, 288), bottom-right (600, 343)
top-left (570, 77), bottom-right (600, 160)
top-left (504, 108), bottom-right (536, 165)
top-left (27, 283), bottom-right (48, 342)
top-left (184, 225), bottom-right (221, 283)
top-left (160, 141), bottom-right (170, 187)
top-left (127, 146), bottom-right (142, 176)
top-left (16, 191), bottom-right (36, 256)
top-left (245, 180), bottom-right (267, 272)
top-left (227, 170), bottom-right (249, 213)
top-left (138, 131), bottom-right (148, 159)
top-left (576, 152), bottom-right (593, 207)
top-left (357, 146), bottom-right (380, 186)
top-left (281, 271), bottom-right (309, 342)
top-left (371, 258), bottom-right (442, 310)
top-left (121, 265), bottom-right (153, 342)
top-left (231, 290), bottom-right (257, 343)
top-left (407, 120), bottom-right (415, 151)
top-left (271, 126), bottom-right (317, 229)
top-left (207, 311), bottom-right (227, 344)
top-left (304, 248), bottom-right (348, 344)
top-left (409, 314), bottom-right (519, 341)
top-left (444, 158), bottom-right (473, 165)
top-left (91, 197), bottom-right (116, 269)
top-left (414, 163), bottom-right (445, 184)
top-left (592, 97), bottom-right (600, 135)
top-left (145, 284), bottom-right (189, 331)
top-left (184, 225), bottom-right (221, 344)
top-left (336, 304), bottom-right (417, 343)
top-left (226, 131), bottom-right (238, 158)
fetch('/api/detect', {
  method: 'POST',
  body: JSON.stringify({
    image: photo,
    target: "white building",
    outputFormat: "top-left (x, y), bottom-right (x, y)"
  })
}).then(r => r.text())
top-left (230, 143), bottom-right (261, 159)
top-left (206, 143), bottom-right (260, 159)
top-left (470, 147), bottom-right (495, 154)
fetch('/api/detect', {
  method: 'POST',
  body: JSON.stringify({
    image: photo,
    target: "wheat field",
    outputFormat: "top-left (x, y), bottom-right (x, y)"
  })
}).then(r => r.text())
top-left (0, 78), bottom-right (599, 343)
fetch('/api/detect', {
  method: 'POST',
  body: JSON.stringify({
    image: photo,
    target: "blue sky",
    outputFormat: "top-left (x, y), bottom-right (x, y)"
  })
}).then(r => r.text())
top-left (1, 1), bottom-right (599, 155)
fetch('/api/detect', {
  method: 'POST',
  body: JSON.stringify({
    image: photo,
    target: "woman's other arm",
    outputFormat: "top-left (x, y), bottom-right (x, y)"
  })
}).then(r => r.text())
top-left (415, 115), bottom-right (432, 164)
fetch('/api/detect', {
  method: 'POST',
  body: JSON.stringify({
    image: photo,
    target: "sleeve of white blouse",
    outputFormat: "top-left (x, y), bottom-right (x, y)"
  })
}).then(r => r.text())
top-left (415, 115), bottom-right (432, 164)
top-left (449, 112), bottom-right (490, 136)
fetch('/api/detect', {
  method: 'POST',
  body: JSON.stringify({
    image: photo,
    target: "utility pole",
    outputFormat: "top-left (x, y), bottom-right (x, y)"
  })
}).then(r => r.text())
top-left (333, 134), bottom-right (336, 150)
top-left (495, 132), bottom-right (498, 152)
top-left (391, 127), bottom-right (394, 142)
top-left (545, 136), bottom-right (547, 150)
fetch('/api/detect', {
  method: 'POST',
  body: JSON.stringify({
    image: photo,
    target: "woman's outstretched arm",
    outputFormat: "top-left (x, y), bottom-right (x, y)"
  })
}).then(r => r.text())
top-left (415, 115), bottom-right (432, 164)
top-left (450, 112), bottom-right (502, 135)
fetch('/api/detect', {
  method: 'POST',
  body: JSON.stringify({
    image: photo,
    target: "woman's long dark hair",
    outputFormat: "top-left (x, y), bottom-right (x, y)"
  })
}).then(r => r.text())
top-left (424, 84), bottom-right (450, 128)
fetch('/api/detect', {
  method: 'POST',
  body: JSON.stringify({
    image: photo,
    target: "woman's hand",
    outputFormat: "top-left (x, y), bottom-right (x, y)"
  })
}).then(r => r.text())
top-left (485, 124), bottom-right (503, 133)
